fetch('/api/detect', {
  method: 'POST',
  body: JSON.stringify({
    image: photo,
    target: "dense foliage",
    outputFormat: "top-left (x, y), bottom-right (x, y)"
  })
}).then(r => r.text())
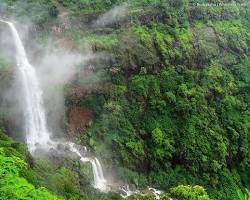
top-left (0, 129), bottom-right (60, 199)
top-left (0, 0), bottom-right (249, 199)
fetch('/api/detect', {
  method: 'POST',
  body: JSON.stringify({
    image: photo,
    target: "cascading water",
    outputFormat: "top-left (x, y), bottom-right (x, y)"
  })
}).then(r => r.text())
top-left (68, 143), bottom-right (107, 191)
top-left (2, 20), bottom-right (52, 152)
top-left (1, 20), bottom-right (108, 191)
top-left (91, 158), bottom-right (107, 190)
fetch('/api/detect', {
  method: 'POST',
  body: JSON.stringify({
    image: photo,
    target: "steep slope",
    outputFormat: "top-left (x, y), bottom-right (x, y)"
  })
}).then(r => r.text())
top-left (0, 0), bottom-right (249, 200)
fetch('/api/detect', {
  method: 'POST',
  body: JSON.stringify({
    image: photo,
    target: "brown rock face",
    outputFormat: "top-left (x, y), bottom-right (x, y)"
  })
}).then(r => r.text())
top-left (68, 107), bottom-right (92, 132)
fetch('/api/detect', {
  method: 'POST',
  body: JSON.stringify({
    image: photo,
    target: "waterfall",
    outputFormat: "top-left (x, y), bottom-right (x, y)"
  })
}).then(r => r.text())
top-left (68, 143), bottom-right (107, 191)
top-left (1, 20), bottom-right (108, 191)
top-left (3, 20), bottom-right (52, 152)
top-left (91, 158), bottom-right (107, 190)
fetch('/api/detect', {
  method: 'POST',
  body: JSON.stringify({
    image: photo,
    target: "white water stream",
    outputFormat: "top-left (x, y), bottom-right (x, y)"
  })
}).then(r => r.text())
top-left (3, 20), bottom-right (52, 152)
top-left (68, 143), bottom-right (107, 191)
top-left (1, 20), bottom-right (107, 191)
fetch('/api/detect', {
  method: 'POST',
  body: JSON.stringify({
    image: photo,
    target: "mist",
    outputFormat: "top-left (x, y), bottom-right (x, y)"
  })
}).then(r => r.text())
top-left (36, 50), bottom-right (82, 137)
top-left (36, 47), bottom-right (103, 136)
top-left (93, 4), bottom-right (129, 27)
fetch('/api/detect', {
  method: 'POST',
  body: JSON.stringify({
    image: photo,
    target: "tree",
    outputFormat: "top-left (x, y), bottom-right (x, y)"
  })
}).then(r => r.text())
top-left (170, 185), bottom-right (210, 200)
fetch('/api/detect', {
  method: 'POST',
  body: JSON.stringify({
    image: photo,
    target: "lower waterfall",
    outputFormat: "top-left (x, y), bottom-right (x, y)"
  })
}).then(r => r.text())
top-left (68, 143), bottom-right (107, 191)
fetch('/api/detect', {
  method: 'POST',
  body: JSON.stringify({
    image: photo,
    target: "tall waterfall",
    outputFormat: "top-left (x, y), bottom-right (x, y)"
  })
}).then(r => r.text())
top-left (4, 21), bottom-right (52, 152)
top-left (2, 20), bottom-right (108, 191)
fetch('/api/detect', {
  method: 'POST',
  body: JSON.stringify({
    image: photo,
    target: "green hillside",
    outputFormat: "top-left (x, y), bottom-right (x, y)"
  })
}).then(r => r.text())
top-left (0, 0), bottom-right (249, 199)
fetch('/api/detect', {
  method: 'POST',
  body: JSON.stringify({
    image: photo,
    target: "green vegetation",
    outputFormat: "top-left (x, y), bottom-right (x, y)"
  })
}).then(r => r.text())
top-left (0, 129), bottom-right (127, 200)
top-left (0, 129), bottom-right (60, 200)
top-left (0, 0), bottom-right (249, 199)
top-left (238, 189), bottom-right (250, 200)
top-left (170, 185), bottom-right (210, 200)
